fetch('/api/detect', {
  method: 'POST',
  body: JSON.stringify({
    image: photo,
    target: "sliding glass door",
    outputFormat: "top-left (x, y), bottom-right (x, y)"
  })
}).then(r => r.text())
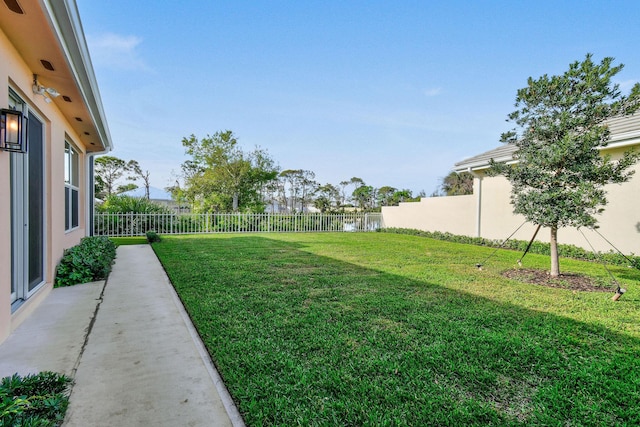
top-left (11, 105), bottom-right (45, 306)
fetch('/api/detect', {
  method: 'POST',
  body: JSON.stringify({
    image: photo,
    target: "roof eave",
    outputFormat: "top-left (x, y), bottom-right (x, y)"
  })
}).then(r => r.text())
top-left (41, 0), bottom-right (113, 152)
top-left (455, 132), bottom-right (640, 172)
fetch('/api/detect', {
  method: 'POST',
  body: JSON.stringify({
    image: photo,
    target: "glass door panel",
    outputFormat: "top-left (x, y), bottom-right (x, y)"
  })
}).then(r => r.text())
top-left (28, 116), bottom-right (44, 291)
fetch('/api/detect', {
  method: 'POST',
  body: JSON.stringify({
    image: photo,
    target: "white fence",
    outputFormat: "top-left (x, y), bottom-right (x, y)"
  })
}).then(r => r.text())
top-left (94, 212), bottom-right (383, 237)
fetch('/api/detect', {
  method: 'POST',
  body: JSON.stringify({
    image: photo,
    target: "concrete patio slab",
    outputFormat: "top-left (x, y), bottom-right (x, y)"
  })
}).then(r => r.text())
top-left (0, 244), bottom-right (244, 427)
top-left (0, 281), bottom-right (104, 378)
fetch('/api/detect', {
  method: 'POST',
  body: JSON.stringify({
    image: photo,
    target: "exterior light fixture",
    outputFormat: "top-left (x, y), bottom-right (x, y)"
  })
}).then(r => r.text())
top-left (32, 74), bottom-right (60, 103)
top-left (1, 108), bottom-right (26, 153)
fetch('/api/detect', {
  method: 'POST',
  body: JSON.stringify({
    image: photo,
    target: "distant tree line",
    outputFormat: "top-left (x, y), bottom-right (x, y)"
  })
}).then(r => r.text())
top-left (94, 130), bottom-right (476, 214)
top-left (171, 130), bottom-right (426, 213)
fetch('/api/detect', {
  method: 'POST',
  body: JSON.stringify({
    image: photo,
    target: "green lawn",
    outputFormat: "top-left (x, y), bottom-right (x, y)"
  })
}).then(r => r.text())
top-left (152, 233), bottom-right (640, 426)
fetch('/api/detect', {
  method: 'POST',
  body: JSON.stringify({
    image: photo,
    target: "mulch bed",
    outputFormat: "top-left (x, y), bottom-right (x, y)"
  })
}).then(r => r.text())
top-left (502, 268), bottom-right (612, 292)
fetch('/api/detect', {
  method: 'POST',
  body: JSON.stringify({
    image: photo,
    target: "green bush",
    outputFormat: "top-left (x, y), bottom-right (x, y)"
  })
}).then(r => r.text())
top-left (146, 231), bottom-right (161, 243)
top-left (97, 195), bottom-right (172, 214)
top-left (0, 372), bottom-right (72, 427)
top-left (381, 227), bottom-right (639, 267)
top-left (55, 236), bottom-right (117, 287)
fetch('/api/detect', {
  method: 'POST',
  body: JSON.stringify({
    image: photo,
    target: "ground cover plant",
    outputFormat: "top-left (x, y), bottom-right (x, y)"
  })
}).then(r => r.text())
top-left (152, 233), bottom-right (640, 426)
top-left (54, 236), bottom-right (116, 287)
top-left (0, 371), bottom-right (72, 426)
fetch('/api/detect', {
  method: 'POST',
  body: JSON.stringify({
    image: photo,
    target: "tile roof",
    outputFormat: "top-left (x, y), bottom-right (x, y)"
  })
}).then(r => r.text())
top-left (454, 114), bottom-right (640, 172)
top-left (454, 144), bottom-right (517, 171)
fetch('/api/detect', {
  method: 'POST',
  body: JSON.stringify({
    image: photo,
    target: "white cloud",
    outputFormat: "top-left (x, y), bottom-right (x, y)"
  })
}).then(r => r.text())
top-left (87, 33), bottom-right (149, 71)
top-left (423, 87), bottom-right (442, 97)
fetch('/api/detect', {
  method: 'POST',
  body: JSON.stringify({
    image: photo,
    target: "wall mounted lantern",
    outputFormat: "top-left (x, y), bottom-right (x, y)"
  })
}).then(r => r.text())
top-left (1, 108), bottom-right (26, 153)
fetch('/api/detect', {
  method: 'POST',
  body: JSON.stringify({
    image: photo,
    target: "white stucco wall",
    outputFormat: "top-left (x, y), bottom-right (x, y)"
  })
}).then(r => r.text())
top-left (382, 153), bottom-right (640, 255)
top-left (382, 194), bottom-right (476, 236)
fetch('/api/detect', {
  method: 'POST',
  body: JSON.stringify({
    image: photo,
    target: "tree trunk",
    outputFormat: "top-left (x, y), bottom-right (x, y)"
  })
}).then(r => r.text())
top-left (550, 225), bottom-right (560, 277)
top-left (232, 193), bottom-right (239, 212)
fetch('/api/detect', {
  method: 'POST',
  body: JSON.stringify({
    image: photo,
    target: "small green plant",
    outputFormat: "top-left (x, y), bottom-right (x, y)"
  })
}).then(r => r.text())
top-left (146, 231), bottom-right (161, 243)
top-left (0, 372), bottom-right (72, 426)
top-left (55, 236), bottom-right (117, 287)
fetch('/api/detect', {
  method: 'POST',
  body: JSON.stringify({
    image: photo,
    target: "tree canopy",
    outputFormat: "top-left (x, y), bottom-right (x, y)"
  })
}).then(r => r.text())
top-left (94, 156), bottom-right (128, 199)
top-left (181, 131), bottom-right (279, 212)
top-left (436, 171), bottom-right (474, 196)
top-left (492, 54), bottom-right (640, 276)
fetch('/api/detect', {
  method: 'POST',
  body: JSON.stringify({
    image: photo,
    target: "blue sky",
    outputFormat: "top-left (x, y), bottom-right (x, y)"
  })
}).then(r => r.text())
top-left (76, 0), bottom-right (640, 195)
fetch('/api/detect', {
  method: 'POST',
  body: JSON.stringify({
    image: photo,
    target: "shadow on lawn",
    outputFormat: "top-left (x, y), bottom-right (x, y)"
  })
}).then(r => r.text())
top-left (154, 235), bottom-right (640, 427)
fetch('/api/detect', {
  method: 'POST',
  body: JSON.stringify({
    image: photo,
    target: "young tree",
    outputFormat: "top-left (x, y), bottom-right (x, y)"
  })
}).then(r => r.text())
top-left (94, 156), bottom-right (129, 198)
top-left (492, 54), bottom-right (640, 277)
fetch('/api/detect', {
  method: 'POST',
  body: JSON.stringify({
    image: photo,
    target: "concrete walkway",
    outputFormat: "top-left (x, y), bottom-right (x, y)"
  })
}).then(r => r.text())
top-left (0, 245), bottom-right (244, 427)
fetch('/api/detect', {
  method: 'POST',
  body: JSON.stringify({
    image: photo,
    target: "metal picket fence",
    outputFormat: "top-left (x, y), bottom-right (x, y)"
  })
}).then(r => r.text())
top-left (94, 212), bottom-right (383, 237)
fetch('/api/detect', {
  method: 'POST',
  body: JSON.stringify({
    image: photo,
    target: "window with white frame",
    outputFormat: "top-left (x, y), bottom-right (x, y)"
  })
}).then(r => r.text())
top-left (64, 140), bottom-right (79, 231)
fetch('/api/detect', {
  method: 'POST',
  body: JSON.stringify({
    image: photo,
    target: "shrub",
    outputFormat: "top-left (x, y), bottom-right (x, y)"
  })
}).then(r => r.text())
top-left (381, 228), bottom-right (639, 267)
top-left (55, 236), bottom-right (117, 287)
top-left (97, 195), bottom-right (172, 214)
top-left (0, 372), bottom-right (72, 426)
top-left (146, 231), bottom-right (161, 243)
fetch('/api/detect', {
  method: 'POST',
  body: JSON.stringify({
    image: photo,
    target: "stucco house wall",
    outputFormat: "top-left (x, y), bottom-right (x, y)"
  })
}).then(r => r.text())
top-left (382, 115), bottom-right (640, 255)
top-left (0, 0), bottom-right (112, 343)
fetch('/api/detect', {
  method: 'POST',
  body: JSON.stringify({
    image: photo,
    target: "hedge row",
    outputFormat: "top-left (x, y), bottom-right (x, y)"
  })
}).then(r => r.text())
top-left (380, 228), bottom-right (640, 268)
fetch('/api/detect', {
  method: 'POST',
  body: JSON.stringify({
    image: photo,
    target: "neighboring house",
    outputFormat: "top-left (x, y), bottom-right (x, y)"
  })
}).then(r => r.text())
top-left (382, 114), bottom-right (640, 255)
top-left (0, 0), bottom-right (112, 343)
